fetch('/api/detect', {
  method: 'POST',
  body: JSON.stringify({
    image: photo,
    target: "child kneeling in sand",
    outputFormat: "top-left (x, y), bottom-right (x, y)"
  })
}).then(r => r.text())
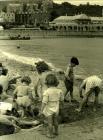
top-left (13, 76), bottom-right (33, 118)
top-left (40, 74), bottom-right (64, 138)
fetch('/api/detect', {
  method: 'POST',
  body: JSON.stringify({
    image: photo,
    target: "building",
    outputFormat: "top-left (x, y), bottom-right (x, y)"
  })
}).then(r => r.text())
top-left (7, 4), bottom-right (22, 13)
top-left (15, 10), bottom-right (49, 26)
top-left (0, 11), bottom-right (15, 23)
top-left (49, 14), bottom-right (103, 32)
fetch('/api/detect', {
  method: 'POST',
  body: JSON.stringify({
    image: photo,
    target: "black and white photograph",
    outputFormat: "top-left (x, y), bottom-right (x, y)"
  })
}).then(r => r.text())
top-left (0, 0), bottom-right (103, 139)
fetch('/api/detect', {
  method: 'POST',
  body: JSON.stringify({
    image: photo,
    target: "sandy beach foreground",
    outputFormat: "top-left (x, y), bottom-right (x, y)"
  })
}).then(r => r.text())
top-left (1, 116), bottom-right (103, 140)
top-left (1, 51), bottom-right (103, 140)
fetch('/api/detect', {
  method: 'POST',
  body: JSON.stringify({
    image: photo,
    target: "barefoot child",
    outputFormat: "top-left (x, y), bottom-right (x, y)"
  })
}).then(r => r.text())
top-left (64, 57), bottom-right (79, 102)
top-left (40, 74), bottom-right (64, 138)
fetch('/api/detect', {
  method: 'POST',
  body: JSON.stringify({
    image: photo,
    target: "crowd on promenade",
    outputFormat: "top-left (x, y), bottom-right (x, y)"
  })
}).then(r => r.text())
top-left (0, 57), bottom-right (103, 138)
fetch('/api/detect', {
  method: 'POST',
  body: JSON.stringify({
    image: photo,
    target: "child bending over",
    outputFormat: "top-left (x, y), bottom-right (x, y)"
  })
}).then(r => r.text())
top-left (76, 75), bottom-right (102, 112)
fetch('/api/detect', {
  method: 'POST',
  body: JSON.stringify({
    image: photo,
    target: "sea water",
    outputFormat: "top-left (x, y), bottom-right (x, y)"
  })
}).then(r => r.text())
top-left (0, 37), bottom-right (103, 78)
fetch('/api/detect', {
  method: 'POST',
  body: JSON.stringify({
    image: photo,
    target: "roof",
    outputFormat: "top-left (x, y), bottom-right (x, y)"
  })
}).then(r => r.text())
top-left (54, 16), bottom-right (75, 22)
top-left (53, 14), bottom-right (91, 23)
top-left (74, 14), bottom-right (91, 20)
top-left (52, 14), bottom-right (103, 24)
top-left (91, 17), bottom-right (103, 21)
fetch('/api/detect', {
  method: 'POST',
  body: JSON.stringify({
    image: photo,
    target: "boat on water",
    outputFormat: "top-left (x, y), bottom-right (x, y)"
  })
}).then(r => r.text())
top-left (9, 34), bottom-right (30, 40)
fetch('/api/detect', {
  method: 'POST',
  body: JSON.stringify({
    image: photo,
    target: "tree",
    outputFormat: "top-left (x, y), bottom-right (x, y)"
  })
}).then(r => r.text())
top-left (2, 6), bottom-right (7, 12)
top-left (23, 3), bottom-right (28, 12)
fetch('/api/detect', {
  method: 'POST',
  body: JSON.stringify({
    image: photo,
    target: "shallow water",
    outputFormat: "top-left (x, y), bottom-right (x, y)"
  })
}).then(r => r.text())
top-left (0, 37), bottom-right (103, 78)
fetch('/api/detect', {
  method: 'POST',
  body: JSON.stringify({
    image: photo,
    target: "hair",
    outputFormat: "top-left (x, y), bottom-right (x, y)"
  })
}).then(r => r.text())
top-left (0, 84), bottom-right (3, 95)
top-left (2, 68), bottom-right (8, 75)
top-left (45, 74), bottom-right (59, 87)
top-left (70, 57), bottom-right (79, 65)
top-left (35, 61), bottom-right (50, 74)
top-left (21, 76), bottom-right (31, 85)
top-left (0, 63), bottom-right (2, 67)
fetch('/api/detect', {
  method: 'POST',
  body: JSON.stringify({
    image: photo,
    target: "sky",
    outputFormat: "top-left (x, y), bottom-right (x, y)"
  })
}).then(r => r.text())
top-left (54, 0), bottom-right (103, 5)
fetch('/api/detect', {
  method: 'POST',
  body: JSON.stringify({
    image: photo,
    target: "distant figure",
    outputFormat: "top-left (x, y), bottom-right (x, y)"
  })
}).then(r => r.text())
top-left (76, 75), bottom-right (102, 112)
top-left (17, 46), bottom-right (20, 49)
top-left (40, 74), bottom-right (64, 138)
top-left (64, 57), bottom-right (79, 102)
top-left (13, 76), bottom-right (33, 118)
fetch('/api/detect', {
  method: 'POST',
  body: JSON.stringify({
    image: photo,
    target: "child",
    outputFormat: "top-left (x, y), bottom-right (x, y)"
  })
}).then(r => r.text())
top-left (0, 68), bottom-right (21, 94)
top-left (13, 76), bottom-right (33, 118)
top-left (40, 74), bottom-right (64, 138)
top-left (34, 61), bottom-right (52, 100)
top-left (64, 57), bottom-right (79, 102)
top-left (76, 75), bottom-right (102, 112)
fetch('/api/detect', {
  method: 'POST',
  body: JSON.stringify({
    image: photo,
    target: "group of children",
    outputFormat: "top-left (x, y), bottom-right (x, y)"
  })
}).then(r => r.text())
top-left (0, 57), bottom-right (103, 138)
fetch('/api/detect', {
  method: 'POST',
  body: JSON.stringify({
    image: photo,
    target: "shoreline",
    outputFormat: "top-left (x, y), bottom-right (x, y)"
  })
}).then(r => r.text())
top-left (1, 30), bottom-right (103, 40)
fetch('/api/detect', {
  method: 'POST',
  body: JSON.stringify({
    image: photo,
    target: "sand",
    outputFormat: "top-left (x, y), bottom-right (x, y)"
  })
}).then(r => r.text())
top-left (1, 52), bottom-right (103, 140)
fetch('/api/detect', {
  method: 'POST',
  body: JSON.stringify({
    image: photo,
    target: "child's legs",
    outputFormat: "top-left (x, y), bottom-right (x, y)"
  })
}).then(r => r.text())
top-left (53, 113), bottom-right (59, 134)
top-left (12, 100), bottom-right (18, 110)
top-left (64, 78), bottom-right (70, 96)
top-left (47, 115), bottom-right (53, 136)
top-left (94, 87), bottom-right (100, 110)
top-left (64, 78), bottom-right (74, 100)
top-left (20, 106), bottom-right (25, 118)
top-left (79, 88), bottom-right (93, 111)
top-left (69, 83), bottom-right (73, 100)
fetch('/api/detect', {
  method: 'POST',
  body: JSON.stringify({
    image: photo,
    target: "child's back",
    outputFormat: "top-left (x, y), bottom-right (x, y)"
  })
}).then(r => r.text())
top-left (15, 83), bottom-right (30, 97)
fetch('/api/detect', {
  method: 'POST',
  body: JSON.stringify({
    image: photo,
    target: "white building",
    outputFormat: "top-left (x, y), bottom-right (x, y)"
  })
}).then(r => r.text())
top-left (49, 14), bottom-right (103, 32)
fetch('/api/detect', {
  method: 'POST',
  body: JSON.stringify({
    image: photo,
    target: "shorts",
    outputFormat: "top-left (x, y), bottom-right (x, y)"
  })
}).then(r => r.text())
top-left (85, 86), bottom-right (100, 97)
top-left (64, 78), bottom-right (73, 92)
top-left (16, 96), bottom-right (31, 107)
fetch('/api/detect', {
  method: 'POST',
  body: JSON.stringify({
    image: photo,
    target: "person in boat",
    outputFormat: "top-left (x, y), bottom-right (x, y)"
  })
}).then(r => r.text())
top-left (76, 75), bottom-right (102, 112)
top-left (64, 57), bottom-right (79, 102)
top-left (13, 76), bottom-right (33, 118)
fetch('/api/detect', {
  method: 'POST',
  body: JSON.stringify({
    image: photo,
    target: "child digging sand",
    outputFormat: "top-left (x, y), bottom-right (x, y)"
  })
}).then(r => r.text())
top-left (76, 75), bottom-right (102, 112)
top-left (40, 74), bottom-right (64, 138)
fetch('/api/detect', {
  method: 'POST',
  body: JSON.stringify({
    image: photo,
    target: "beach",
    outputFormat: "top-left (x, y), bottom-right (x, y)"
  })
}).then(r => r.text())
top-left (0, 48), bottom-right (103, 140)
top-left (0, 37), bottom-right (103, 139)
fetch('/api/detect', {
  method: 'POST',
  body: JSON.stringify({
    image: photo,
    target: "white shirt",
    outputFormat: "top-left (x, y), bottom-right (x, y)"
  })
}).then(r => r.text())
top-left (81, 75), bottom-right (102, 93)
top-left (42, 87), bottom-right (64, 117)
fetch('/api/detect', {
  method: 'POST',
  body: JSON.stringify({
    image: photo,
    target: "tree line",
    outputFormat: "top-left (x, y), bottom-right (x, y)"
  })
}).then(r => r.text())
top-left (49, 2), bottom-right (103, 21)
